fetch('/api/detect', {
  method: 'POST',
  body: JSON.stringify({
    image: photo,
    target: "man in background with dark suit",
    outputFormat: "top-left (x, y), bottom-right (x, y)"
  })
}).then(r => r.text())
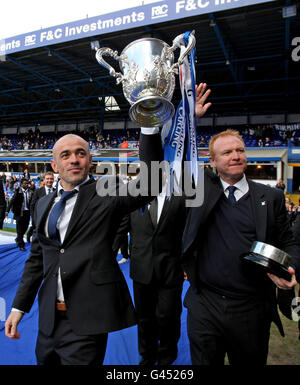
top-left (129, 191), bottom-right (186, 366)
top-left (27, 171), bottom-right (56, 242)
top-left (6, 178), bottom-right (34, 251)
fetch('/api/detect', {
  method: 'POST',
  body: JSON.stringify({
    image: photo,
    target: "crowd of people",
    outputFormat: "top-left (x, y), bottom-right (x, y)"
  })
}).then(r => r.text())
top-left (1, 122), bottom-right (300, 153)
top-left (0, 126), bottom-right (141, 152)
top-left (2, 83), bottom-right (300, 367)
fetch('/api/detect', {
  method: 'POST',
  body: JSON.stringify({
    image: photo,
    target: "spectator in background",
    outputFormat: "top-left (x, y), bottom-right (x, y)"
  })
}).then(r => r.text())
top-left (43, 139), bottom-right (49, 149)
top-left (29, 180), bottom-right (36, 192)
top-left (257, 138), bottom-right (264, 147)
top-left (27, 171), bottom-right (56, 243)
top-left (106, 133), bottom-right (111, 146)
top-left (199, 136), bottom-right (206, 147)
top-left (275, 178), bottom-right (286, 192)
top-left (23, 168), bottom-right (30, 180)
top-left (6, 178), bottom-right (34, 251)
top-left (286, 202), bottom-right (296, 227)
top-left (96, 132), bottom-right (104, 146)
top-left (254, 125), bottom-right (263, 140)
top-left (121, 138), bottom-right (129, 149)
top-left (264, 137), bottom-right (271, 147)
top-left (7, 177), bottom-right (15, 192)
top-left (23, 140), bottom-right (30, 150)
top-left (0, 172), bottom-right (6, 184)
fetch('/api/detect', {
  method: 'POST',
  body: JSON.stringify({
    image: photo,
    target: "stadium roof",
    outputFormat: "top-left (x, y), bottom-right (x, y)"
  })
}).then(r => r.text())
top-left (0, 0), bottom-right (299, 127)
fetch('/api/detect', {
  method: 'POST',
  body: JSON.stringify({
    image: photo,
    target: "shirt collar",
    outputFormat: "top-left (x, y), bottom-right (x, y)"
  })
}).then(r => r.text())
top-left (220, 174), bottom-right (248, 195)
top-left (57, 176), bottom-right (90, 196)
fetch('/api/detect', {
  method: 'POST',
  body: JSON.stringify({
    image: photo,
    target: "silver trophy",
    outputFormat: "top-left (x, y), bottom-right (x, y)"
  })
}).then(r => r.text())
top-left (95, 32), bottom-right (196, 127)
top-left (241, 241), bottom-right (292, 281)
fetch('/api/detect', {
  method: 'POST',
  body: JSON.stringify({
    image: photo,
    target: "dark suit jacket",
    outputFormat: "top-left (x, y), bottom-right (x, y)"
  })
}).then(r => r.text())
top-left (129, 195), bottom-right (186, 285)
top-left (181, 169), bottom-right (300, 336)
top-left (7, 187), bottom-right (34, 218)
top-left (30, 186), bottom-right (56, 222)
top-left (12, 132), bottom-right (163, 337)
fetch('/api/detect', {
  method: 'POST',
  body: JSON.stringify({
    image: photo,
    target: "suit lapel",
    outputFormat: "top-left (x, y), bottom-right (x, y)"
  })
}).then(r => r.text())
top-left (248, 179), bottom-right (267, 241)
top-left (36, 191), bottom-right (57, 233)
top-left (183, 173), bottom-right (223, 254)
top-left (145, 202), bottom-right (155, 229)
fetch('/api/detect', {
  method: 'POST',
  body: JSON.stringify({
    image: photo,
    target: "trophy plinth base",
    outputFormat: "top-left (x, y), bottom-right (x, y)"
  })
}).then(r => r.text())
top-left (129, 96), bottom-right (175, 127)
top-left (241, 252), bottom-right (292, 281)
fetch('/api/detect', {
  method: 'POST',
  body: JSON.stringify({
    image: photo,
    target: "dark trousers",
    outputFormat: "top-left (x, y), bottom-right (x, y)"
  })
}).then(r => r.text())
top-left (35, 310), bottom-right (108, 365)
top-left (184, 287), bottom-right (272, 366)
top-left (15, 211), bottom-right (30, 248)
top-left (133, 276), bottom-right (183, 365)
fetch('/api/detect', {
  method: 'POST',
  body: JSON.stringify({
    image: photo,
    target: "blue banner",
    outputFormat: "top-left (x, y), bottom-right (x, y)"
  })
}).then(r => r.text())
top-left (0, 0), bottom-right (275, 56)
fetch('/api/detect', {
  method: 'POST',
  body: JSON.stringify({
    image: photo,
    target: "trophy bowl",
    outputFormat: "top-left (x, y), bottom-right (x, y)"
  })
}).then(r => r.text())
top-left (95, 33), bottom-right (195, 127)
top-left (241, 241), bottom-right (292, 281)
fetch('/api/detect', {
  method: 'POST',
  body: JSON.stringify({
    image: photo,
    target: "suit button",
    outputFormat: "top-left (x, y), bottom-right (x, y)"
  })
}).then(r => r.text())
top-left (60, 249), bottom-right (65, 254)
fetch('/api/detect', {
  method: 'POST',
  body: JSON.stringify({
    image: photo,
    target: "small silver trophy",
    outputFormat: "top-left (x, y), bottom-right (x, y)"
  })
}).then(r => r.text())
top-left (95, 32), bottom-right (196, 127)
top-left (241, 241), bottom-right (292, 281)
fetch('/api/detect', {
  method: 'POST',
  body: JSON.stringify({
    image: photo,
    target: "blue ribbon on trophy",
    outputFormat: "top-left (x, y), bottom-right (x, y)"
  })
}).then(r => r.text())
top-left (161, 31), bottom-right (198, 196)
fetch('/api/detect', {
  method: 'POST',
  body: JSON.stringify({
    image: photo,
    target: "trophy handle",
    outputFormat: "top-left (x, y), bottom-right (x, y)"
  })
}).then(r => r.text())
top-left (168, 31), bottom-right (196, 74)
top-left (95, 48), bottom-right (124, 84)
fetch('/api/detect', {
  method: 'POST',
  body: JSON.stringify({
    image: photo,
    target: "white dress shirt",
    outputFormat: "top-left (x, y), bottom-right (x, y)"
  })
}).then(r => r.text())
top-left (220, 174), bottom-right (249, 201)
top-left (45, 186), bottom-right (53, 195)
top-left (149, 183), bottom-right (168, 223)
top-left (46, 176), bottom-right (90, 302)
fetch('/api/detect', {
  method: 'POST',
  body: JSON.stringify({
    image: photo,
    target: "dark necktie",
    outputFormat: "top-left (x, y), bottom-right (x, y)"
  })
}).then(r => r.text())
top-left (149, 198), bottom-right (158, 227)
top-left (227, 185), bottom-right (237, 203)
top-left (48, 189), bottom-right (77, 242)
top-left (24, 190), bottom-right (29, 210)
